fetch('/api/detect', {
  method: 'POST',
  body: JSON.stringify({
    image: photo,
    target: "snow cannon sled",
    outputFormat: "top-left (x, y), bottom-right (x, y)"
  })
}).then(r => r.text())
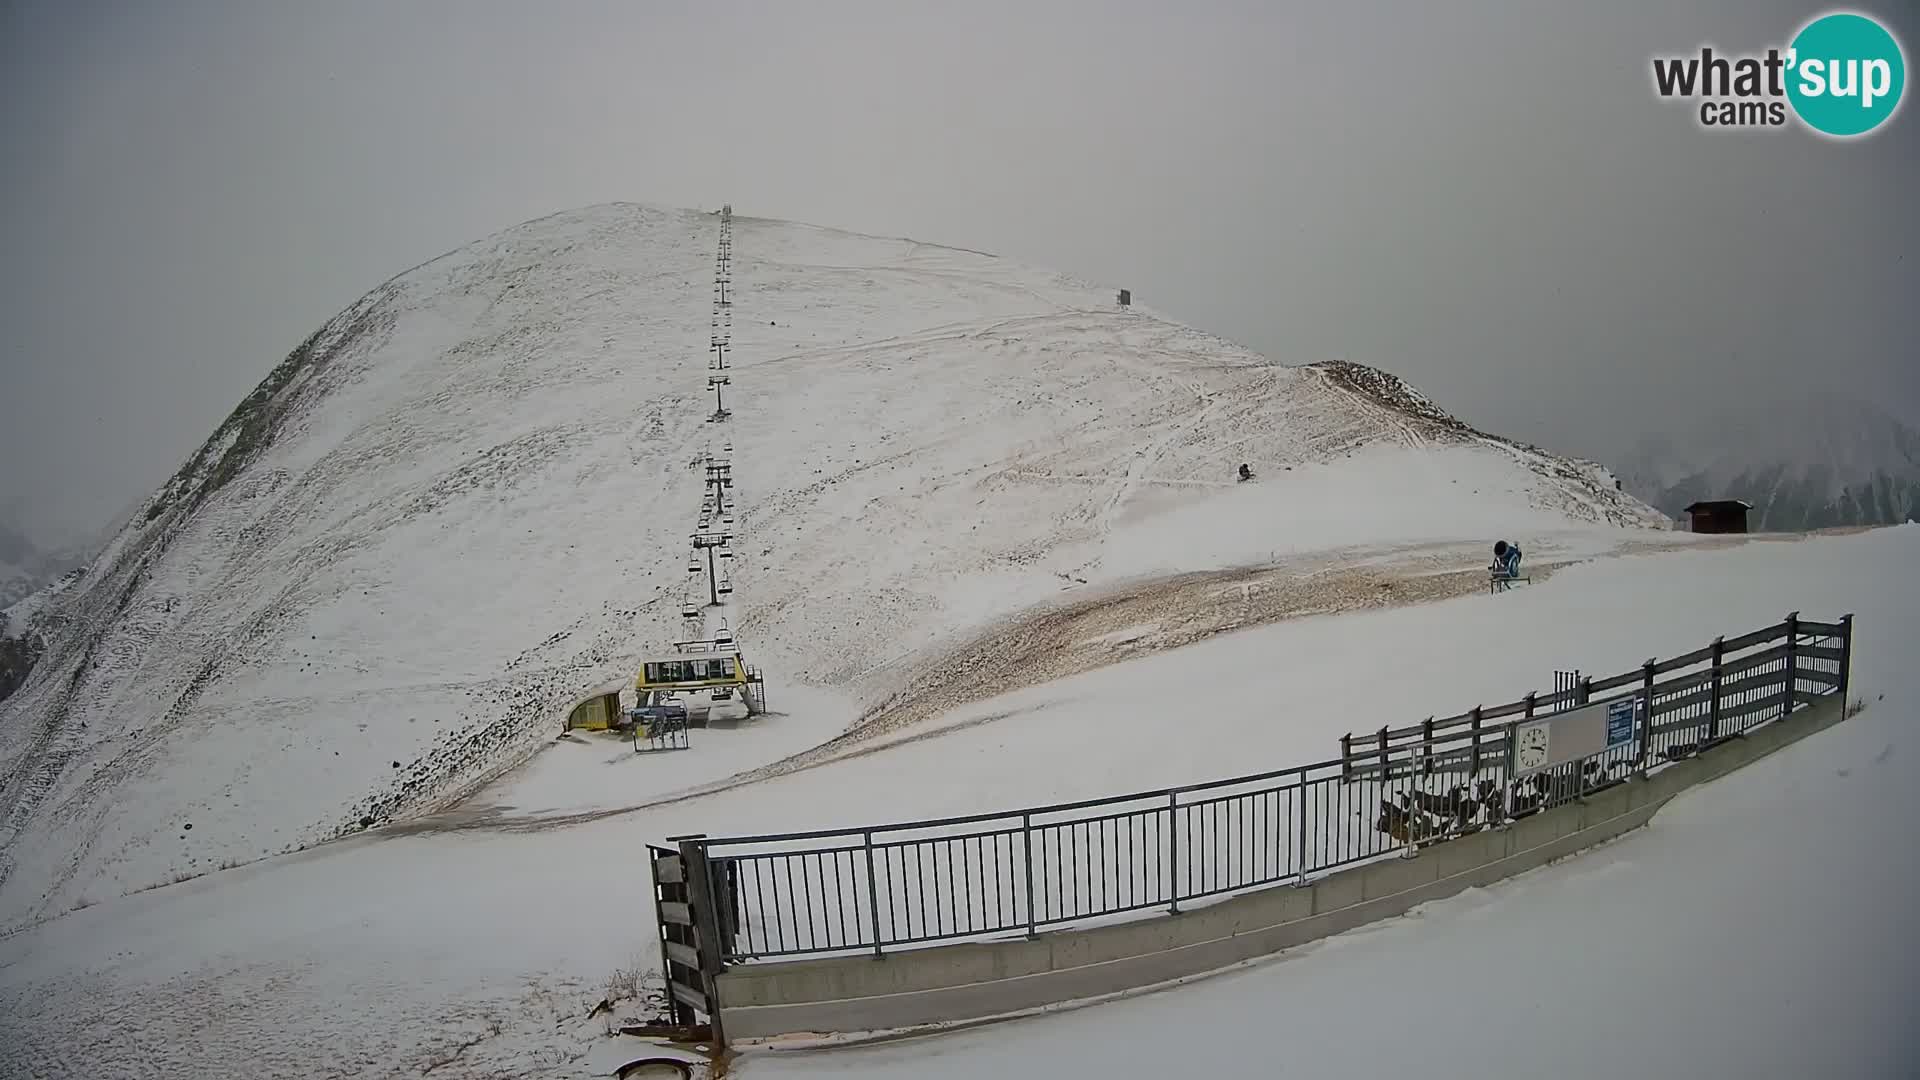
top-left (1489, 540), bottom-right (1528, 593)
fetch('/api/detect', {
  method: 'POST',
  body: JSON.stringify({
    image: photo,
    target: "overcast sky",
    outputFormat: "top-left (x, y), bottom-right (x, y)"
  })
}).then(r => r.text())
top-left (2, 0), bottom-right (1915, 545)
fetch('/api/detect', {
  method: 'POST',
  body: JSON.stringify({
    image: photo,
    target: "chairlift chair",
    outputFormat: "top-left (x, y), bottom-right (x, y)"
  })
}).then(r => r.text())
top-left (717, 581), bottom-right (733, 596)
top-left (681, 602), bottom-right (699, 618)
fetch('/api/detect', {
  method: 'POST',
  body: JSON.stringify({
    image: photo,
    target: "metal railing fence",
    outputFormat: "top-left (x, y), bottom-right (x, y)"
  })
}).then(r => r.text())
top-left (668, 613), bottom-right (1851, 963)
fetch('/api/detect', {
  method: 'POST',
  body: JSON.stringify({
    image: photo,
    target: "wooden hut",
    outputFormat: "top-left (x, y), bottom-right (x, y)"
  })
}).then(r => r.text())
top-left (1684, 499), bottom-right (1751, 534)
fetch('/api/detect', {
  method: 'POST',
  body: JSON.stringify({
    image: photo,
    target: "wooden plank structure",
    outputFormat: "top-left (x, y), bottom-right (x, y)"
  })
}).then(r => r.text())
top-left (1685, 499), bottom-right (1752, 533)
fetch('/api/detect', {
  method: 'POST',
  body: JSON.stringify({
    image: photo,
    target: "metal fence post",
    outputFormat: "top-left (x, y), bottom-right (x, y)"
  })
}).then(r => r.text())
top-left (863, 830), bottom-right (883, 959)
top-left (1706, 636), bottom-right (1724, 742)
top-left (1340, 733), bottom-right (1352, 782)
top-left (1166, 792), bottom-right (1181, 914)
top-left (1501, 720), bottom-right (1517, 827)
top-left (1468, 707), bottom-right (1483, 779)
top-left (1421, 717), bottom-right (1435, 777)
top-left (1022, 813), bottom-right (1037, 938)
top-left (1782, 611), bottom-right (1800, 719)
top-left (1637, 659), bottom-right (1655, 772)
top-left (1294, 780), bottom-right (1309, 887)
top-left (1376, 725), bottom-right (1389, 781)
top-left (1838, 613), bottom-right (1854, 701)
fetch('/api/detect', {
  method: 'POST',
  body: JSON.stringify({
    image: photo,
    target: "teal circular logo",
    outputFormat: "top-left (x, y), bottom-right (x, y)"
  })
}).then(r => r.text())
top-left (1787, 12), bottom-right (1906, 137)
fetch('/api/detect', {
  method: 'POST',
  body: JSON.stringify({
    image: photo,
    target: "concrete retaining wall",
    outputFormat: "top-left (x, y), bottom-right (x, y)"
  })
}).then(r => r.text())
top-left (718, 693), bottom-right (1846, 1040)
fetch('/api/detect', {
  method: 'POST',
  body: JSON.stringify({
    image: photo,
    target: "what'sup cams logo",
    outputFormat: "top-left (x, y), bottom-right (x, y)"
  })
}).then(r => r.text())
top-left (1652, 10), bottom-right (1906, 137)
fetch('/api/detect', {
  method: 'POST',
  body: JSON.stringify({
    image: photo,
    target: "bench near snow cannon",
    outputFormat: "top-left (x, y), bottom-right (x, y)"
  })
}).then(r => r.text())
top-left (1490, 566), bottom-right (1530, 594)
top-left (1489, 540), bottom-right (1528, 593)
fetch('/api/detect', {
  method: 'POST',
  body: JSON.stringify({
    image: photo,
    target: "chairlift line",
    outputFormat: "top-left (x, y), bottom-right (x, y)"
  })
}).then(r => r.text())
top-left (626, 201), bottom-right (769, 720)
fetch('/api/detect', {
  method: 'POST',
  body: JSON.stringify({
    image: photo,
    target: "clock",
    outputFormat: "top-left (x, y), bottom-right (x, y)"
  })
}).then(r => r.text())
top-left (1516, 722), bottom-right (1551, 772)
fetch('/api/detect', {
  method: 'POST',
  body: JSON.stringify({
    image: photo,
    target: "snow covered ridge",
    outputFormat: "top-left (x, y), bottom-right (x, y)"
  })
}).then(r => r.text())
top-left (1304, 360), bottom-right (1662, 531)
top-left (0, 203), bottom-right (1667, 929)
top-left (1311, 360), bottom-right (1472, 436)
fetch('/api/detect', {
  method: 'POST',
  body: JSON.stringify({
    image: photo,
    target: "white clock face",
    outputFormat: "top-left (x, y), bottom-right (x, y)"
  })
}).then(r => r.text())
top-left (1516, 723), bottom-right (1550, 771)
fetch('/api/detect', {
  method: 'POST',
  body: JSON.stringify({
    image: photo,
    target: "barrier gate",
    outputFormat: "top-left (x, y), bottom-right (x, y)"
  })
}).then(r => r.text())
top-left (647, 839), bottom-right (738, 1044)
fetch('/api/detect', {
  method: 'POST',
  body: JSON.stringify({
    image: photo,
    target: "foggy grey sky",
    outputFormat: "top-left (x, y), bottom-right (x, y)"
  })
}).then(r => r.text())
top-left (2, 0), bottom-right (1915, 545)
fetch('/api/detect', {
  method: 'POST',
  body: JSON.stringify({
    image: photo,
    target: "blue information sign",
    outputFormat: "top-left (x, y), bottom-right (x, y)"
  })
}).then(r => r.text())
top-left (1605, 697), bottom-right (1637, 749)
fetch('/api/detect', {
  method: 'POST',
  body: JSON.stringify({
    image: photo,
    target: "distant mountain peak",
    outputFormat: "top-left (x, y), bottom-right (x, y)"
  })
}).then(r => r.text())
top-left (1618, 394), bottom-right (1920, 529)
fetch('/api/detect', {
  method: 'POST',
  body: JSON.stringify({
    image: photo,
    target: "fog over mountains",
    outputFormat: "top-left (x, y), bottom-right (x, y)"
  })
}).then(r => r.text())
top-left (1616, 394), bottom-right (1920, 530)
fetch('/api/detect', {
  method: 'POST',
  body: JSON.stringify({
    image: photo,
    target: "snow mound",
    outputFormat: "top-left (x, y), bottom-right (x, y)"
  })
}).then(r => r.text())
top-left (0, 202), bottom-right (1663, 928)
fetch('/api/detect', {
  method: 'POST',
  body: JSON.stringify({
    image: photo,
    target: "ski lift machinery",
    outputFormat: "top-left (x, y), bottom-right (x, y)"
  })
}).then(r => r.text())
top-left (633, 631), bottom-right (766, 715)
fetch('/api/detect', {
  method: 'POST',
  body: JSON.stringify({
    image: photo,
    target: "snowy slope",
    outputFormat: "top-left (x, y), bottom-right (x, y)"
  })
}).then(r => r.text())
top-left (1, 524), bottom-right (1908, 1080)
top-left (0, 203), bottom-right (1663, 930)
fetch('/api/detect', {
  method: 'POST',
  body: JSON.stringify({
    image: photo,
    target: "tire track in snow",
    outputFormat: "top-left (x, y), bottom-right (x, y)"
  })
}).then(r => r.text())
top-left (1080, 350), bottom-right (1230, 580)
top-left (393, 542), bottom-right (1551, 836)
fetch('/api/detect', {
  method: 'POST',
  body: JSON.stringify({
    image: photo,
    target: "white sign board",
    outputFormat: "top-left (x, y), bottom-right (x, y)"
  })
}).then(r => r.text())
top-left (1512, 696), bottom-right (1641, 778)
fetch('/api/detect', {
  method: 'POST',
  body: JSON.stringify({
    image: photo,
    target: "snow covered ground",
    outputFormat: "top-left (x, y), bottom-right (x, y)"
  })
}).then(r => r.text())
top-left (743, 677), bottom-right (1917, 1080)
top-left (2, 523), bottom-right (1911, 1080)
top-left (0, 203), bottom-right (1660, 929)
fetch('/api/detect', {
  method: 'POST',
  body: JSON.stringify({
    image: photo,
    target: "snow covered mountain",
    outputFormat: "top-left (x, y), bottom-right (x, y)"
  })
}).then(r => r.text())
top-left (0, 523), bottom-right (38, 611)
top-left (1, 517), bottom-right (99, 702)
top-left (0, 519), bottom-right (88, 611)
top-left (1617, 395), bottom-right (1920, 530)
top-left (0, 203), bottom-right (1664, 929)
